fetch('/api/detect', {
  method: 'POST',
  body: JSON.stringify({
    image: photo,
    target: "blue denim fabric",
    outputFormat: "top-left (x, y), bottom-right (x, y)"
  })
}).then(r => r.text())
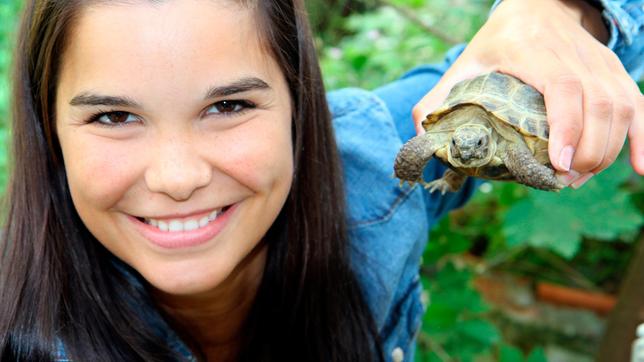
top-left (54, 1), bottom-right (643, 361)
top-left (491, 0), bottom-right (644, 79)
top-left (331, 44), bottom-right (479, 362)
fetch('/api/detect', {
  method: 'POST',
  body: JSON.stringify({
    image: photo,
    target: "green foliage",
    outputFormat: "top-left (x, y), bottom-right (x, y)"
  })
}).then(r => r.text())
top-left (503, 159), bottom-right (643, 258)
top-left (500, 344), bottom-right (547, 362)
top-left (416, 262), bottom-right (501, 361)
top-left (318, 0), bottom-right (493, 90)
top-left (0, 0), bottom-right (21, 192)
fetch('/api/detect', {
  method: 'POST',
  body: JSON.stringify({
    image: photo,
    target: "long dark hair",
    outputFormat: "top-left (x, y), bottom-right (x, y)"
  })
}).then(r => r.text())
top-left (0, 0), bottom-right (383, 361)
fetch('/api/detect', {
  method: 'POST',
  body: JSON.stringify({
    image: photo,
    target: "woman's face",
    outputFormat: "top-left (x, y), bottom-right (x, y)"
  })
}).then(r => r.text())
top-left (55, 0), bottom-right (293, 295)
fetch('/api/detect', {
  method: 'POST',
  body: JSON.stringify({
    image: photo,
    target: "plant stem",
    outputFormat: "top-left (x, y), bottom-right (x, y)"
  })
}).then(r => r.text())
top-left (533, 248), bottom-right (599, 291)
top-left (417, 332), bottom-right (455, 362)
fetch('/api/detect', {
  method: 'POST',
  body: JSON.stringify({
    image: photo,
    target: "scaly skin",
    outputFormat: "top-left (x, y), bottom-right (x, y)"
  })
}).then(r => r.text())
top-left (394, 132), bottom-right (440, 183)
top-left (424, 169), bottom-right (468, 194)
top-left (503, 143), bottom-right (564, 191)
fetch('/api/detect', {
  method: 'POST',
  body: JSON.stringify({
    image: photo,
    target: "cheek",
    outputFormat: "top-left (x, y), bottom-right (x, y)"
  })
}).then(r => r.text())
top-left (61, 137), bottom-right (143, 210)
top-left (212, 116), bottom-right (294, 192)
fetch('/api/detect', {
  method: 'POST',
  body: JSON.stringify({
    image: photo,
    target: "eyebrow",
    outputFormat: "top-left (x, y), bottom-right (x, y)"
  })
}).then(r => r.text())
top-left (204, 77), bottom-right (270, 99)
top-left (69, 77), bottom-right (271, 107)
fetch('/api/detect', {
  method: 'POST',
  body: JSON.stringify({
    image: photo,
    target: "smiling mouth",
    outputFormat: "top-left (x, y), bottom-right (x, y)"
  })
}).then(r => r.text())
top-left (135, 205), bottom-right (232, 233)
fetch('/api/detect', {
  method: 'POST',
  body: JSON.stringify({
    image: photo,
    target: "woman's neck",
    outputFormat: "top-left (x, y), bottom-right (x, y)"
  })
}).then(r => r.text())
top-left (153, 242), bottom-right (268, 361)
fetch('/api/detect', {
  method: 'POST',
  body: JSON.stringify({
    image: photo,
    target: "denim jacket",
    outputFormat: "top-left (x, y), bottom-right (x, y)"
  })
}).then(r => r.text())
top-left (55, 1), bottom-right (643, 361)
top-left (330, 49), bottom-right (479, 362)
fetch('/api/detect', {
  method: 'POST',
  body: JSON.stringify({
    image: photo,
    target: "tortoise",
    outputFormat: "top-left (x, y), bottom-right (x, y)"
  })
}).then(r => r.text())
top-left (393, 71), bottom-right (564, 193)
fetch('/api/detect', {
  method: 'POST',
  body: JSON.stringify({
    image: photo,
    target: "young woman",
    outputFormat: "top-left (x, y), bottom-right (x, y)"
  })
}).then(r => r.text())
top-left (0, 0), bottom-right (641, 361)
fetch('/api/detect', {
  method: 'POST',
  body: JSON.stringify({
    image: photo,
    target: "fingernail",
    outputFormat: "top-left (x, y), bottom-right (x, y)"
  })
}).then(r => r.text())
top-left (558, 145), bottom-right (575, 171)
top-left (571, 173), bottom-right (594, 189)
top-left (556, 169), bottom-right (580, 186)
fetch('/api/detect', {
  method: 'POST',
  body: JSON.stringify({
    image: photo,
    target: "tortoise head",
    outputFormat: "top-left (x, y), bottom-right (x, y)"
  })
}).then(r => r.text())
top-left (448, 124), bottom-right (496, 168)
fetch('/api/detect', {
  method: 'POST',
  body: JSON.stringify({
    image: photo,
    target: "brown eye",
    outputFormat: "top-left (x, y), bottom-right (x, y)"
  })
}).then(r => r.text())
top-left (105, 112), bottom-right (132, 123)
top-left (91, 111), bottom-right (138, 126)
top-left (206, 100), bottom-right (254, 116)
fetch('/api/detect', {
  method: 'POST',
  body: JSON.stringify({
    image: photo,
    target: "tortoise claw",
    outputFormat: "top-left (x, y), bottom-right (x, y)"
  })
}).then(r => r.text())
top-left (423, 179), bottom-right (450, 195)
top-left (396, 179), bottom-right (420, 189)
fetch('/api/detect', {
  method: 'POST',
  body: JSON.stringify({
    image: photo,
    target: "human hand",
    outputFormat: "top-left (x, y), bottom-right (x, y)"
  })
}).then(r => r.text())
top-left (413, 0), bottom-right (644, 188)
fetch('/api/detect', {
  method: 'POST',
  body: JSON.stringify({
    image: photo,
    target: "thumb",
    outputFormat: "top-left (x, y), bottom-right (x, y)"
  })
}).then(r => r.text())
top-left (412, 63), bottom-right (489, 135)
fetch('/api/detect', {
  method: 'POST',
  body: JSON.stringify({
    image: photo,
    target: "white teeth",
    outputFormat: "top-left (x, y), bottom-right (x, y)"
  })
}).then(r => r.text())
top-left (199, 217), bottom-right (209, 227)
top-left (143, 207), bottom-right (225, 232)
top-left (209, 210), bottom-right (219, 220)
top-left (158, 220), bottom-right (169, 232)
top-left (184, 220), bottom-right (199, 231)
top-left (168, 220), bottom-right (183, 232)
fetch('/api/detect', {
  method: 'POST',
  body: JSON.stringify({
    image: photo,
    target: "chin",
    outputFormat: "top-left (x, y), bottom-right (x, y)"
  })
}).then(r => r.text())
top-left (142, 255), bottom-right (237, 296)
top-left (460, 159), bottom-right (487, 168)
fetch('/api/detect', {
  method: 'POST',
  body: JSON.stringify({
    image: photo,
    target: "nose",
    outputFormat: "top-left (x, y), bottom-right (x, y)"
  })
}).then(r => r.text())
top-left (144, 134), bottom-right (212, 201)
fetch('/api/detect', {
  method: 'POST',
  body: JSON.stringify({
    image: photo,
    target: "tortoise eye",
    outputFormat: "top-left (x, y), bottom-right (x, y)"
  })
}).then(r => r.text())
top-left (477, 139), bottom-right (483, 146)
top-left (451, 139), bottom-right (456, 146)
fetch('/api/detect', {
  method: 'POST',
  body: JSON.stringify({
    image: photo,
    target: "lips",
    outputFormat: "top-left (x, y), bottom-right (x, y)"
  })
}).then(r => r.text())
top-left (130, 204), bottom-right (236, 249)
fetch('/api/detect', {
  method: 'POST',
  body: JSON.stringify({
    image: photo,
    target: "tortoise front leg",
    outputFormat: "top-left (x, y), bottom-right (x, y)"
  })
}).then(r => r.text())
top-left (394, 133), bottom-right (441, 185)
top-left (502, 144), bottom-right (564, 191)
top-left (424, 169), bottom-right (468, 194)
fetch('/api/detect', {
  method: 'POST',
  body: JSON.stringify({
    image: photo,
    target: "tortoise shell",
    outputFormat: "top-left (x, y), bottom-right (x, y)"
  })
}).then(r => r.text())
top-left (422, 72), bottom-right (551, 179)
top-left (424, 72), bottom-right (548, 140)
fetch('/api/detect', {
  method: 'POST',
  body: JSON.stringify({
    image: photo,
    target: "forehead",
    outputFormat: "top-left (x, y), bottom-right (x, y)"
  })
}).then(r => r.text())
top-left (59, 0), bottom-right (276, 99)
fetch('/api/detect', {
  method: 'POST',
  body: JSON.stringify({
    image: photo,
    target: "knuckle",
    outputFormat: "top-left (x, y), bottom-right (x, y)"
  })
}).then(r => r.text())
top-left (574, 150), bottom-right (604, 172)
top-left (593, 155), bottom-right (617, 174)
top-left (551, 74), bottom-right (582, 95)
top-left (552, 121), bottom-right (582, 139)
top-left (614, 101), bottom-right (635, 122)
top-left (587, 95), bottom-right (613, 119)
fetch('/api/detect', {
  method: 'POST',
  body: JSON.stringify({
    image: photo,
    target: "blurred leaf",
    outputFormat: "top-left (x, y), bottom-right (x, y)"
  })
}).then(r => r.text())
top-left (424, 216), bottom-right (473, 263)
top-left (457, 319), bottom-right (500, 346)
top-left (526, 347), bottom-right (547, 362)
top-left (503, 159), bottom-right (643, 258)
top-left (420, 262), bottom-right (496, 359)
top-left (499, 344), bottom-right (525, 362)
top-left (319, 1), bottom-right (492, 89)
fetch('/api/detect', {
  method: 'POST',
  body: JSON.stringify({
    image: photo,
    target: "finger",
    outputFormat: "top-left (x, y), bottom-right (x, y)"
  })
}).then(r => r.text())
top-left (628, 96), bottom-right (644, 175)
top-left (569, 85), bottom-right (613, 173)
top-left (543, 74), bottom-right (584, 172)
top-left (570, 172), bottom-right (594, 189)
top-left (502, 47), bottom-right (585, 172)
top-left (600, 50), bottom-right (644, 174)
top-left (575, 41), bottom-right (636, 174)
top-left (589, 97), bottom-right (633, 174)
top-left (520, 43), bottom-right (612, 174)
top-left (412, 77), bottom-right (453, 135)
